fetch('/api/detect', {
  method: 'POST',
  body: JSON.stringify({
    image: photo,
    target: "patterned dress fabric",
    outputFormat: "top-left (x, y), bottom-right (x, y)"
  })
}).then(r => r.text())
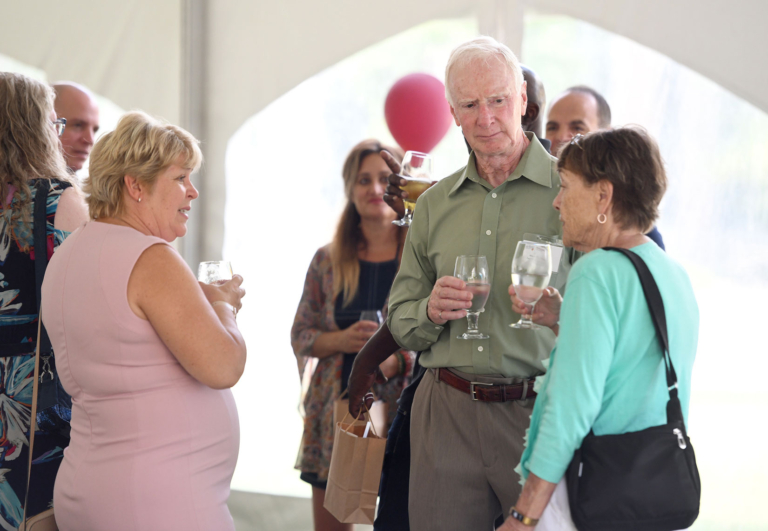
top-left (42, 222), bottom-right (240, 531)
top-left (0, 179), bottom-right (73, 528)
top-left (291, 245), bottom-right (414, 482)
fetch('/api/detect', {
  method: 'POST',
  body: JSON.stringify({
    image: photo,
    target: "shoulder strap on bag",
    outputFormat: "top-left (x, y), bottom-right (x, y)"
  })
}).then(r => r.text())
top-left (33, 180), bottom-right (52, 355)
top-left (602, 247), bottom-right (684, 426)
top-left (21, 318), bottom-right (43, 530)
top-left (20, 181), bottom-right (52, 528)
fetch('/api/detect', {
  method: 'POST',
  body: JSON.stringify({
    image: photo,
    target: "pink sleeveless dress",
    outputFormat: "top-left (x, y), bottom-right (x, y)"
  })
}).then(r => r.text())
top-left (41, 221), bottom-right (239, 531)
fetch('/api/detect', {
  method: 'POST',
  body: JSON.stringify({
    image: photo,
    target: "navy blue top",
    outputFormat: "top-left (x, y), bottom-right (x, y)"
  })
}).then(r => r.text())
top-left (335, 258), bottom-right (399, 391)
top-left (646, 226), bottom-right (666, 251)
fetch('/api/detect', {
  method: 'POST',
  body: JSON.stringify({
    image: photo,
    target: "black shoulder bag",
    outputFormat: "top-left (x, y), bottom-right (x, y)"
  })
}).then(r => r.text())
top-left (565, 247), bottom-right (700, 531)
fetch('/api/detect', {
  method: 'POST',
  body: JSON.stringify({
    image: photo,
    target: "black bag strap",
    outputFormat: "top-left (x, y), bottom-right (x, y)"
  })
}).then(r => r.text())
top-left (603, 247), bottom-right (684, 426)
top-left (33, 180), bottom-right (52, 355)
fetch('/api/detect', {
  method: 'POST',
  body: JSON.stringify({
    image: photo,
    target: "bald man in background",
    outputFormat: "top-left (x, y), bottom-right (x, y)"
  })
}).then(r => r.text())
top-left (545, 85), bottom-right (666, 249)
top-left (53, 82), bottom-right (100, 172)
top-left (545, 85), bottom-right (610, 156)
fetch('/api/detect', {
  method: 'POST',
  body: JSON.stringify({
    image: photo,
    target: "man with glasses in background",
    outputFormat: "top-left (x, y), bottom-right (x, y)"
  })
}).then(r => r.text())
top-left (53, 82), bottom-right (100, 173)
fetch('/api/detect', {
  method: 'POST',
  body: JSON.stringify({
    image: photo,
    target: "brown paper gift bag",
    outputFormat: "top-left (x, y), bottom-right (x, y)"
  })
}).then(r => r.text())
top-left (323, 410), bottom-right (387, 524)
top-left (333, 390), bottom-right (388, 437)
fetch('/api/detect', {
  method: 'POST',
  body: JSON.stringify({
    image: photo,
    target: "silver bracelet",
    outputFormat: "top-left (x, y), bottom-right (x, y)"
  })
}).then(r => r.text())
top-left (212, 300), bottom-right (237, 317)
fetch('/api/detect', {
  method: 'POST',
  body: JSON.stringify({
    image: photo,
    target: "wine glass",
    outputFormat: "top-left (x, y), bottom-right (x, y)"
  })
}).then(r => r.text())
top-left (359, 310), bottom-right (383, 325)
top-left (392, 151), bottom-right (433, 227)
top-left (454, 255), bottom-right (490, 340)
top-left (510, 242), bottom-right (552, 329)
top-left (198, 261), bottom-right (233, 285)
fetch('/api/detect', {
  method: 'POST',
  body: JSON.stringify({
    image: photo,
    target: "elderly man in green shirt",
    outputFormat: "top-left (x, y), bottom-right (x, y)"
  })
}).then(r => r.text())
top-left (386, 36), bottom-right (576, 530)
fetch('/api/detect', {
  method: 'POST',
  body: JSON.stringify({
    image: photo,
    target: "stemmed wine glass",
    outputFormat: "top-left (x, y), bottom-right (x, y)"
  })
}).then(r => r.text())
top-left (510, 242), bottom-right (552, 329)
top-left (198, 261), bottom-right (233, 285)
top-left (392, 151), bottom-right (433, 227)
top-left (454, 255), bottom-right (490, 340)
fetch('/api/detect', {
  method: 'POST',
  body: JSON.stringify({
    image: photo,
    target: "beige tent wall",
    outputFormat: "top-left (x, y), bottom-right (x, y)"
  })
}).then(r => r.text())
top-left (0, 0), bottom-right (183, 123)
top-left (202, 0), bottom-right (767, 263)
top-left (1, 0), bottom-right (766, 261)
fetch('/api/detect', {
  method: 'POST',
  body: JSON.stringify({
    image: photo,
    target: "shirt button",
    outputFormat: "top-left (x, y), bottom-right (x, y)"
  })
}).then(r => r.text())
top-left (478, 346), bottom-right (484, 352)
top-left (492, 193), bottom-right (497, 198)
top-left (486, 230), bottom-right (492, 236)
top-left (435, 326), bottom-right (441, 330)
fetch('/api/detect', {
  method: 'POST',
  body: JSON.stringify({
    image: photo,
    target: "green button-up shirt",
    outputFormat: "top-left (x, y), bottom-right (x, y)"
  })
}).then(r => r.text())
top-left (387, 133), bottom-right (577, 378)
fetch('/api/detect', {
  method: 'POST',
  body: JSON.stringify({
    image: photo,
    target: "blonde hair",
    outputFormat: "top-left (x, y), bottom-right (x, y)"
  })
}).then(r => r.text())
top-left (0, 73), bottom-right (71, 244)
top-left (84, 111), bottom-right (202, 219)
top-left (331, 139), bottom-right (403, 307)
top-left (444, 36), bottom-right (524, 106)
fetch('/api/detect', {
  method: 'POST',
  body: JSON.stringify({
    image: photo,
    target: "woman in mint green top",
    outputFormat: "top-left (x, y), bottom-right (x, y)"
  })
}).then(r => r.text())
top-left (499, 127), bottom-right (699, 531)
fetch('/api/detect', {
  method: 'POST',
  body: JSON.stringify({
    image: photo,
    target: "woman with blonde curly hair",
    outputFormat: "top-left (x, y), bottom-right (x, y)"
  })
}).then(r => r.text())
top-left (42, 111), bottom-right (246, 531)
top-left (0, 72), bottom-right (88, 528)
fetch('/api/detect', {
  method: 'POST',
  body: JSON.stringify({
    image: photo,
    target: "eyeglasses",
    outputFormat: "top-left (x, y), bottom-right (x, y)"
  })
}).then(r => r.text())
top-left (51, 118), bottom-right (66, 137)
top-left (569, 134), bottom-right (584, 150)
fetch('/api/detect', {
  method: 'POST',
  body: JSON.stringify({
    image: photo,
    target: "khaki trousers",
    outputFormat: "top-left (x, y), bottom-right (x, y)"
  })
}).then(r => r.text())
top-left (408, 369), bottom-right (535, 531)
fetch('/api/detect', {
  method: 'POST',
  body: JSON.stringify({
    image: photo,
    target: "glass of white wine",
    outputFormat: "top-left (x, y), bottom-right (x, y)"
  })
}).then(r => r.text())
top-left (198, 261), bottom-right (233, 285)
top-left (454, 255), bottom-right (490, 340)
top-left (510, 241), bottom-right (552, 329)
top-left (392, 151), bottom-right (433, 227)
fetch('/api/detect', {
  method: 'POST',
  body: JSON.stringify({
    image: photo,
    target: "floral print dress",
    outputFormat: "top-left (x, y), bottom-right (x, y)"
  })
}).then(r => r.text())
top-left (0, 179), bottom-right (73, 527)
top-left (291, 245), bottom-right (414, 483)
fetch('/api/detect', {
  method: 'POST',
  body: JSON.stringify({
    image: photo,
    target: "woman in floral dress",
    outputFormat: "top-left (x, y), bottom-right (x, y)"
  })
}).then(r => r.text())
top-left (0, 72), bottom-right (89, 527)
top-left (291, 140), bottom-right (415, 531)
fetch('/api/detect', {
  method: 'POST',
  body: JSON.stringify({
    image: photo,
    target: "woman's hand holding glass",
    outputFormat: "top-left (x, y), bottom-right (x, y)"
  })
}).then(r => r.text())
top-left (198, 274), bottom-right (246, 315)
top-left (197, 261), bottom-right (245, 315)
top-left (509, 284), bottom-right (562, 332)
top-left (510, 241), bottom-right (552, 329)
top-left (338, 321), bottom-right (379, 353)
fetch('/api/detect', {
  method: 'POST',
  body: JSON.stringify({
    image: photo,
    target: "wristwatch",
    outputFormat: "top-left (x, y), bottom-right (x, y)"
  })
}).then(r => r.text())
top-left (509, 506), bottom-right (539, 526)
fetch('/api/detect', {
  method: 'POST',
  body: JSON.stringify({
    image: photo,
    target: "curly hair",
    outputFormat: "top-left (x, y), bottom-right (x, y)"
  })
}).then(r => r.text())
top-left (0, 73), bottom-right (72, 245)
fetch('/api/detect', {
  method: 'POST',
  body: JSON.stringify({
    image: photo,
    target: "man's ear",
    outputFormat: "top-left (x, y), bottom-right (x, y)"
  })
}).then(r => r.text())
top-left (523, 102), bottom-right (540, 128)
top-left (449, 105), bottom-right (461, 127)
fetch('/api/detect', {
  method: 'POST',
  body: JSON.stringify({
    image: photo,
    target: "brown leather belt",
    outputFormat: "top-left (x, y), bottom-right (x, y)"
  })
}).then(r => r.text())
top-left (435, 368), bottom-right (537, 402)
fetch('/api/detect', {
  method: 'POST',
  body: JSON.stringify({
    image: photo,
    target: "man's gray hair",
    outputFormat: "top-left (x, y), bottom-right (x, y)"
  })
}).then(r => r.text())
top-left (444, 36), bottom-right (524, 106)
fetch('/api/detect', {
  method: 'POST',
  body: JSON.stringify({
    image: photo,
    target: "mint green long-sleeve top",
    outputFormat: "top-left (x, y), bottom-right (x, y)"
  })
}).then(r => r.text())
top-left (519, 242), bottom-right (699, 483)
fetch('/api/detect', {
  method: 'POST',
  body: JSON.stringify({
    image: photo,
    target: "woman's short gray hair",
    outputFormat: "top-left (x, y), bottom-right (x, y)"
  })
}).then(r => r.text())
top-left (444, 36), bottom-right (524, 106)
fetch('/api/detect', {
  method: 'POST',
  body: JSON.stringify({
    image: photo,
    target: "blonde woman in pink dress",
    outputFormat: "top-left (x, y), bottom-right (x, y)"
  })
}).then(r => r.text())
top-left (41, 111), bottom-right (246, 531)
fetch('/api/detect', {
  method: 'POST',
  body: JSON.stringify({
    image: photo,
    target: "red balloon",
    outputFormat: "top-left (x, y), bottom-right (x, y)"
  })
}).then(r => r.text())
top-left (384, 73), bottom-right (453, 153)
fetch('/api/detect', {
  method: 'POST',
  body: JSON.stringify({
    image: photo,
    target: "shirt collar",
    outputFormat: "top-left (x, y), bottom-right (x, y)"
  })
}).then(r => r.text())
top-left (449, 132), bottom-right (555, 196)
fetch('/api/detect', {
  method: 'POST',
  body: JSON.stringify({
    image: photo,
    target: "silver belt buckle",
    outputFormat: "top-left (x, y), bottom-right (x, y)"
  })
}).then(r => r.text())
top-left (469, 381), bottom-right (493, 401)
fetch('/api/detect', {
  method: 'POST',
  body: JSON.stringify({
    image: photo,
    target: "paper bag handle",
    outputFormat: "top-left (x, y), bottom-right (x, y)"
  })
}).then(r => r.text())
top-left (361, 402), bottom-right (379, 438)
top-left (338, 406), bottom-right (365, 433)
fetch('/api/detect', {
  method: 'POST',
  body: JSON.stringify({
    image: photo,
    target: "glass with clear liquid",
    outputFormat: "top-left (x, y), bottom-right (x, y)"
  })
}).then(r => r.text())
top-left (455, 255), bottom-right (490, 340)
top-left (197, 261), bottom-right (233, 285)
top-left (510, 242), bottom-right (551, 329)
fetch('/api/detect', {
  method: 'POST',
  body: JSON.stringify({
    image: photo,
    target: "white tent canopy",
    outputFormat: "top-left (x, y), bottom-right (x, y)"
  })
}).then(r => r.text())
top-left (3, 0), bottom-right (765, 263)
